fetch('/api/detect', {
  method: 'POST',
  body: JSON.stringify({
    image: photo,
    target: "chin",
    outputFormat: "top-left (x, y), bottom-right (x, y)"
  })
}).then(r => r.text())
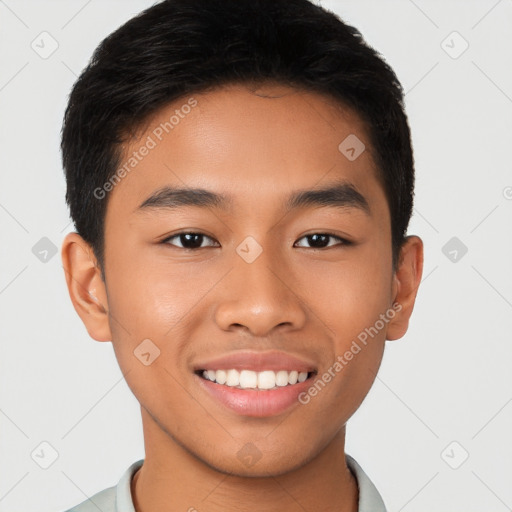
top-left (193, 442), bottom-right (318, 479)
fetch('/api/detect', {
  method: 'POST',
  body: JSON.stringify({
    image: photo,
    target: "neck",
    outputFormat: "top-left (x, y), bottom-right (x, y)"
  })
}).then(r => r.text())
top-left (131, 407), bottom-right (358, 512)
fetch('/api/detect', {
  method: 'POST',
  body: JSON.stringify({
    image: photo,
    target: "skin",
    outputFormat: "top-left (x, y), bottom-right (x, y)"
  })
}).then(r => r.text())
top-left (62, 83), bottom-right (423, 512)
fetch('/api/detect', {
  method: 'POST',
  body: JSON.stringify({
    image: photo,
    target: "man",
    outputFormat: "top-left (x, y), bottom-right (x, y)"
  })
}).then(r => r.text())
top-left (60, 1), bottom-right (423, 510)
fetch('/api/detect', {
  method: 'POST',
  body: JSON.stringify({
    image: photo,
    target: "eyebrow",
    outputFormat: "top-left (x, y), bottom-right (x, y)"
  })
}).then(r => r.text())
top-left (137, 180), bottom-right (370, 215)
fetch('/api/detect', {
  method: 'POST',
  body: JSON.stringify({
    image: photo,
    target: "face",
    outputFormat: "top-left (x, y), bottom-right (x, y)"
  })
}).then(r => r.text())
top-left (63, 83), bottom-right (423, 477)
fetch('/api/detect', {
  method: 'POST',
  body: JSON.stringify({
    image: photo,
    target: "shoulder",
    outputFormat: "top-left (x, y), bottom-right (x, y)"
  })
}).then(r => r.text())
top-left (58, 458), bottom-right (144, 512)
top-left (346, 454), bottom-right (388, 512)
top-left (60, 485), bottom-right (116, 512)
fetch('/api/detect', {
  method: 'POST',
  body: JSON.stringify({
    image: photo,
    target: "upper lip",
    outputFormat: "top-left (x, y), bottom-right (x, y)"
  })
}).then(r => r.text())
top-left (193, 350), bottom-right (318, 373)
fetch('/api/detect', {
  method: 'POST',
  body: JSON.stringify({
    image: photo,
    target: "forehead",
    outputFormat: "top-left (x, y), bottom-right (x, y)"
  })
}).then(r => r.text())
top-left (107, 83), bottom-right (385, 219)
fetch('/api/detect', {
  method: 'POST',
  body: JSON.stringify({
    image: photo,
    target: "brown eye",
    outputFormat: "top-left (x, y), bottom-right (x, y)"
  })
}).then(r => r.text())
top-left (163, 232), bottom-right (219, 249)
top-left (294, 233), bottom-right (349, 249)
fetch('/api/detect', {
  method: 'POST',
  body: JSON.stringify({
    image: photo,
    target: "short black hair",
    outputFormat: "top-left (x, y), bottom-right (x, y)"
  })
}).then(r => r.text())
top-left (61, 0), bottom-right (415, 276)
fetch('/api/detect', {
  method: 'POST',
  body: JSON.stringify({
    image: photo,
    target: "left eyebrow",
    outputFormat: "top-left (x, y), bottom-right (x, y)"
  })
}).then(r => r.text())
top-left (285, 181), bottom-right (370, 215)
top-left (136, 180), bottom-right (370, 215)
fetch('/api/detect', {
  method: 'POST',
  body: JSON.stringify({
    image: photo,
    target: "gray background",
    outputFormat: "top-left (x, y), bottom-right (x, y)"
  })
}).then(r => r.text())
top-left (1, 0), bottom-right (511, 510)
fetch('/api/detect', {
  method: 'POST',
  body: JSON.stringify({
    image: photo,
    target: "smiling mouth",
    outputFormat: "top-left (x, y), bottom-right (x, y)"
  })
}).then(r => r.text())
top-left (195, 368), bottom-right (316, 390)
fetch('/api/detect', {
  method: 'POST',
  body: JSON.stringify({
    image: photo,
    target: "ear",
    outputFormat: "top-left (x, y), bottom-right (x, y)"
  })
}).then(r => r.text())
top-left (386, 235), bottom-right (424, 341)
top-left (61, 232), bottom-right (112, 342)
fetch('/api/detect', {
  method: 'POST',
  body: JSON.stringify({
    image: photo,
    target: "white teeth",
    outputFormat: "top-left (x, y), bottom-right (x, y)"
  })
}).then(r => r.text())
top-left (201, 369), bottom-right (311, 389)
top-left (288, 370), bottom-right (298, 385)
top-left (239, 370), bottom-right (257, 389)
top-left (216, 369), bottom-right (227, 385)
top-left (258, 370), bottom-right (276, 389)
top-left (226, 369), bottom-right (240, 387)
top-left (275, 370), bottom-right (289, 387)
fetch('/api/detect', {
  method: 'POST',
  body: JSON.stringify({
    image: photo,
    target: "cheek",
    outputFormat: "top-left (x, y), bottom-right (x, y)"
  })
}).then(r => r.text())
top-left (299, 263), bottom-right (390, 427)
top-left (301, 253), bottom-right (393, 339)
top-left (105, 257), bottom-right (228, 387)
top-left (314, 253), bottom-right (392, 409)
top-left (106, 254), bottom-right (218, 335)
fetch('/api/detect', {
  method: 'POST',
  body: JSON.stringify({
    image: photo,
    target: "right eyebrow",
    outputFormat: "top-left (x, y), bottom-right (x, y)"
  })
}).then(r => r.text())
top-left (137, 186), bottom-right (233, 212)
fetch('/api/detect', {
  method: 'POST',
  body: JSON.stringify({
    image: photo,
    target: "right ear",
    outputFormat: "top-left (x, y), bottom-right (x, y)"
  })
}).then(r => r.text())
top-left (61, 232), bottom-right (112, 342)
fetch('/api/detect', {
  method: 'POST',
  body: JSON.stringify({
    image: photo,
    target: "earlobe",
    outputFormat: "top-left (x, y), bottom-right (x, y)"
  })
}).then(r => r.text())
top-left (386, 235), bottom-right (424, 341)
top-left (61, 232), bottom-right (112, 342)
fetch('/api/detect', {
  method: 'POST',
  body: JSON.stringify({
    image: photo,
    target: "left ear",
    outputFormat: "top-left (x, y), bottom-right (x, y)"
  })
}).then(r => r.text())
top-left (386, 235), bottom-right (424, 341)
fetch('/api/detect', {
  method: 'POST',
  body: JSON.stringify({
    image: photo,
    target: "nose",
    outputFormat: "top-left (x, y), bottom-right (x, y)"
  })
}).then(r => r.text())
top-left (214, 245), bottom-right (307, 336)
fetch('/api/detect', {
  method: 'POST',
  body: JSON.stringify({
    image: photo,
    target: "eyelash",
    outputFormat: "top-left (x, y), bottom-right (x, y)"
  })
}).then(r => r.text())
top-left (160, 231), bottom-right (352, 250)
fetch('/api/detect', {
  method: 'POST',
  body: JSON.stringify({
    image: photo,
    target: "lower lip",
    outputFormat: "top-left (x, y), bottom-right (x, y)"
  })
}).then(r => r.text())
top-left (195, 374), bottom-right (313, 417)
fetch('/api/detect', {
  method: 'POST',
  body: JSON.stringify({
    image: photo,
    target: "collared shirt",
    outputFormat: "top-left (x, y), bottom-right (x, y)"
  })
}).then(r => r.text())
top-left (63, 454), bottom-right (387, 512)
